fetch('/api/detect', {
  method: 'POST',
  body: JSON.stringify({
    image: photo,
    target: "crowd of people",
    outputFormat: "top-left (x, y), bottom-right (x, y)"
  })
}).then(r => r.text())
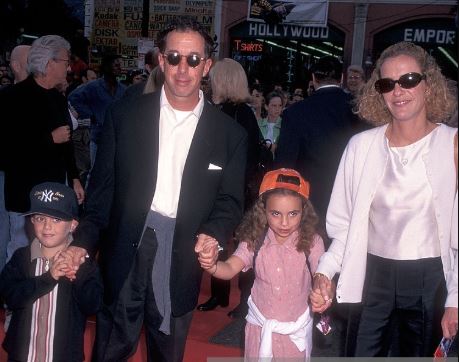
top-left (0, 15), bottom-right (457, 362)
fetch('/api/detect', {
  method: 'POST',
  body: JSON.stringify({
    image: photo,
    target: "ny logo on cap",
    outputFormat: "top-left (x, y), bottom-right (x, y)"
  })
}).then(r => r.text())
top-left (35, 189), bottom-right (64, 203)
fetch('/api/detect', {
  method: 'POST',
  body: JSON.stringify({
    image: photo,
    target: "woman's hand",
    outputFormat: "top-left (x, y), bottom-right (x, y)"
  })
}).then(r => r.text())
top-left (441, 307), bottom-right (458, 339)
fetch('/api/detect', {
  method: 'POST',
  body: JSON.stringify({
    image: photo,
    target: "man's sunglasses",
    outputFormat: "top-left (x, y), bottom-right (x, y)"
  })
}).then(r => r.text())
top-left (163, 52), bottom-right (206, 68)
top-left (375, 72), bottom-right (426, 94)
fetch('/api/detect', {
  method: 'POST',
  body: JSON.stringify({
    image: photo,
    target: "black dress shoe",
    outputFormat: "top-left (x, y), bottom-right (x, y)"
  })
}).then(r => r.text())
top-left (197, 296), bottom-right (228, 311)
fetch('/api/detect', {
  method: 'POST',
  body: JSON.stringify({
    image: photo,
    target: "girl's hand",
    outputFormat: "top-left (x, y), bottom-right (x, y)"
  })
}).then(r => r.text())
top-left (310, 288), bottom-right (332, 313)
top-left (313, 273), bottom-right (334, 303)
top-left (195, 234), bottom-right (219, 270)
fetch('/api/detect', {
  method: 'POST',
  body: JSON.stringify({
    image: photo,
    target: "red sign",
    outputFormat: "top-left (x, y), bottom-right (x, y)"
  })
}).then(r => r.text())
top-left (233, 39), bottom-right (263, 52)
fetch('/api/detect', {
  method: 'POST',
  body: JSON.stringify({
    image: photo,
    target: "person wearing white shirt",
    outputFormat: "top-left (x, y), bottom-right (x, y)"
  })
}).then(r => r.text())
top-left (311, 42), bottom-right (458, 357)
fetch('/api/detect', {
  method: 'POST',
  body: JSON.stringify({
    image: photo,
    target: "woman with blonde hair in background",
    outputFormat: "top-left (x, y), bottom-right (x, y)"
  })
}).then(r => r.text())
top-left (196, 58), bottom-right (261, 317)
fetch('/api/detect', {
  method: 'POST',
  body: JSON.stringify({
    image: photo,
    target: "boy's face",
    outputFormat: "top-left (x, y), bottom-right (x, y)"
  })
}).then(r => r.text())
top-left (31, 214), bottom-right (78, 249)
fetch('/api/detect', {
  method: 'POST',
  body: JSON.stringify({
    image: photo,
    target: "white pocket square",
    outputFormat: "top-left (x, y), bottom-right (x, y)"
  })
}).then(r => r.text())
top-left (208, 163), bottom-right (222, 170)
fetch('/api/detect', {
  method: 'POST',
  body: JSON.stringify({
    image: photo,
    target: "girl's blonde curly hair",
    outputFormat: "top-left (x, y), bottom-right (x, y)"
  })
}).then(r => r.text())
top-left (356, 41), bottom-right (457, 126)
top-left (234, 189), bottom-right (319, 256)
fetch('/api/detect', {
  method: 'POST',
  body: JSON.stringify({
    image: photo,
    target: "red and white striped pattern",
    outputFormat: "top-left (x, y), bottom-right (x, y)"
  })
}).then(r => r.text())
top-left (27, 258), bottom-right (58, 362)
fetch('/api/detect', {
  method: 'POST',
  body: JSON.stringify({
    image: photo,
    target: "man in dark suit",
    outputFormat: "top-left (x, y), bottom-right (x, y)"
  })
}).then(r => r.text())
top-left (275, 56), bottom-right (360, 233)
top-left (275, 56), bottom-right (363, 353)
top-left (64, 18), bottom-right (248, 362)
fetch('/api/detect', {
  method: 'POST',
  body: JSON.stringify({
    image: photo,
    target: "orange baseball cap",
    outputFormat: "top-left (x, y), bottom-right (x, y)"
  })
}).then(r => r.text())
top-left (259, 168), bottom-right (310, 199)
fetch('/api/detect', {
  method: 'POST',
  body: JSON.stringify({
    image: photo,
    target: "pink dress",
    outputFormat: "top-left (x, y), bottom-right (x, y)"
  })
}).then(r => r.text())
top-left (233, 228), bottom-right (324, 359)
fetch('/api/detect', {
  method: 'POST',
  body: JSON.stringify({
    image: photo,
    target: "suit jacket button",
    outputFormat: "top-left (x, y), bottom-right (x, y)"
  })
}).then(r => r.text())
top-left (132, 242), bottom-right (138, 248)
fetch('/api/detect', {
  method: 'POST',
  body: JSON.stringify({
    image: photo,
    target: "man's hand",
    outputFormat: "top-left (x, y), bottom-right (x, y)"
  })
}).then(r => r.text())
top-left (194, 233), bottom-right (219, 270)
top-left (52, 125), bottom-right (71, 144)
top-left (72, 178), bottom-right (85, 204)
top-left (59, 245), bottom-right (88, 280)
top-left (441, 307), bottom-right (458, 339)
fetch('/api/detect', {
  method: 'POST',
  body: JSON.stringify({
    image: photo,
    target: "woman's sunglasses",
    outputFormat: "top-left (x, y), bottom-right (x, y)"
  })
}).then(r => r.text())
top-left (162, 52), bottom-right (206, 68)
top-left (375, 72), bottom-right (426, 94)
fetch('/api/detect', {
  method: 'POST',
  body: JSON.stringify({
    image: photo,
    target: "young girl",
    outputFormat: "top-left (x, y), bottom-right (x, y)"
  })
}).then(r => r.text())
top-left (196, 168), bottom-right (331, 360)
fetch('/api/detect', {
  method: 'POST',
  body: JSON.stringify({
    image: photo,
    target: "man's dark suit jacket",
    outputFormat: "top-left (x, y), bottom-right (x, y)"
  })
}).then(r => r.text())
top-left (275, 86), bottom-right (360, 223)
top-left (73, 91), bottom-right (248, 317)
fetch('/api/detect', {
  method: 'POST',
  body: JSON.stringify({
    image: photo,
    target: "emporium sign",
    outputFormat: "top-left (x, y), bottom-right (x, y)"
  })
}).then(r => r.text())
top-left (374, 18), bottom-right (456, 47)
top-left (90, 0), bottom-right (216, 68)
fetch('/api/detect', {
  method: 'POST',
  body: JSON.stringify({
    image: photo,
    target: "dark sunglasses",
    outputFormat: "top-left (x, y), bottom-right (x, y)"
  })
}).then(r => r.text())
top-left (163, 52), bottom-right (206, 68)
top-left (375, 72), bottom-right (426, 94)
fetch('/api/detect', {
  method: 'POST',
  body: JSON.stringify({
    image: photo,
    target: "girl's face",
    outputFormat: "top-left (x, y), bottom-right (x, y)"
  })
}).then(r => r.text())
top-left (265, 193), bottom-right (303, 244)
top-left (265, 96), bottom-right (283, 121)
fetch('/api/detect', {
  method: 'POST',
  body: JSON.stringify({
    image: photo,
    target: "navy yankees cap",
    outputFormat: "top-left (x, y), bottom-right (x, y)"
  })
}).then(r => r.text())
top-left (24, 182), bottom-right (79, 221)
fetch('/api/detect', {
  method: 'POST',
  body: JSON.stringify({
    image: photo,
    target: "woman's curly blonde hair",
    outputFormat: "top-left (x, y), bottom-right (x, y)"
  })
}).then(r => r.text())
top-left (356, 41), bottom-right (457, 126)
top-left (234, 189), bottom-right (319, 256)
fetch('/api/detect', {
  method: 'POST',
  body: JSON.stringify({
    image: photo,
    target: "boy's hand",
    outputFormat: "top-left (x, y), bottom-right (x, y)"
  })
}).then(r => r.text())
top-left (49, 252), bottom-right (66, 280)
top-left (194, 234), bottom-right (219, 270)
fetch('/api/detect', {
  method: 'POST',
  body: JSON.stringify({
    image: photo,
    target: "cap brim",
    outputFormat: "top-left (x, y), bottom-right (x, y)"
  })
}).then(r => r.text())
top-left (22, 207), bottom-right (75, 221)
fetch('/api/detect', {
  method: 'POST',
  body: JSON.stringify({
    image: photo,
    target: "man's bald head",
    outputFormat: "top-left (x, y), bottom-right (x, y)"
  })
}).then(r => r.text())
top-left (10, 45), bottom-right (31, 82)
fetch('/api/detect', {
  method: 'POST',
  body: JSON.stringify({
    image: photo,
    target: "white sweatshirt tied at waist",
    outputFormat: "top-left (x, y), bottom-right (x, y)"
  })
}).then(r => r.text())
top-left (246, 295), bottom-right (313, 360)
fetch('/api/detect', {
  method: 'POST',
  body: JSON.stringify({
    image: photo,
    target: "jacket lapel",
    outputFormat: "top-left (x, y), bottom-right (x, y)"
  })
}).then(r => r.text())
top-left (181, 101), bottom-right (215, 183)
top-left (128, 92), bottom-right (161, 205)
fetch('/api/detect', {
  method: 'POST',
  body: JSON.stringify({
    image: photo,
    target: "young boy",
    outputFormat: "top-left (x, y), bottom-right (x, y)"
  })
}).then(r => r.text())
top-left (0, 182), bottom-right (102, 362)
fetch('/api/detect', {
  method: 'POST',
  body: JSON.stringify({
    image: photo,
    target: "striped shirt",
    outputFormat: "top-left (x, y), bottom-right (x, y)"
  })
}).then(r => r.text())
top-left (27, 249), bottom-right (59, 362)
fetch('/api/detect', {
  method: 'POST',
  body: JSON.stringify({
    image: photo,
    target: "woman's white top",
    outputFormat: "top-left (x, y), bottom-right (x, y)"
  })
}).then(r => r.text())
top-left (316, 123), bottom-right (457, 307)
top-left (368, 128), bottom-right (441, 259)
top-left (266, 122), bottom-right (275, 143)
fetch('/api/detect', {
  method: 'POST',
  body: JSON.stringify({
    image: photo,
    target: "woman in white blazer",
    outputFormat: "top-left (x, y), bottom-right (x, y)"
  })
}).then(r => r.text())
top-left (310, 42), bottom-right (458, 357)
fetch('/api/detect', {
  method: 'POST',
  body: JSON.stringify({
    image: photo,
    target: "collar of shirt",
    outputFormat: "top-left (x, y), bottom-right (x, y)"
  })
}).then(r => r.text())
top-left (159, 85), bottom-right (205, 123)
top-left (30, 236), bottom-right (73, 261)
top-left (265, 228), bottom-right (299, 250)
top-left (259, 117), bottom-right (282, 128)
top-left (315, 84), bottom-right (342, 91)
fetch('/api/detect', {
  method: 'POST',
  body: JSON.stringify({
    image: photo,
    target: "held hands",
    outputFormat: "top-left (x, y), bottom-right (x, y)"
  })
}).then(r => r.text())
top-left (58, 246), bottom-right (88, 280)
top-left (51, 125), bottom-right (71, 144)
top-left (310, 273), bottom-right (335, 313)
top-left (49, 251), bottom-right (67, 280)
top-left (194, 233), bottom-right (219, 272)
